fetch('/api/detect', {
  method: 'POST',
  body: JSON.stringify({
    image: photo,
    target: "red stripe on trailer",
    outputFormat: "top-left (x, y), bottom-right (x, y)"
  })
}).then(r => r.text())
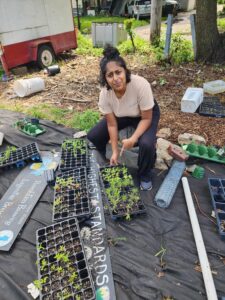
top-left (2, 30), bottom-right (77, 70)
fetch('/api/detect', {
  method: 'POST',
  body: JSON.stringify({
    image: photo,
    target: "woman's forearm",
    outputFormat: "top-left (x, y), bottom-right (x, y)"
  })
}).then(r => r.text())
top-left (108, 125), bottom-right (119, 153)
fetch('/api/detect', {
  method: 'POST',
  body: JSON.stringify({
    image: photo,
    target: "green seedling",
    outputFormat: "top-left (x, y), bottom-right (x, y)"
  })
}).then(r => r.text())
top-left (155, 245), bottom-right (167, 267)
top-left (40, 258), bottom-right (48, 271)
top-left (33, 276), bottom-right (48, 291)
top-left (62, 138), bottom-right (86, 156)
top-left (101, 165), bottom-right (142, 219)
top-left (0, 146), bottom-right (17, 164)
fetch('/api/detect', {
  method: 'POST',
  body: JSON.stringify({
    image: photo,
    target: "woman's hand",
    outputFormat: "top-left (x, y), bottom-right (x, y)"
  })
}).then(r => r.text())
top-left (110, 150), bottom-right (119, 165)
top-left (120, 137), bottom-right (137, 156)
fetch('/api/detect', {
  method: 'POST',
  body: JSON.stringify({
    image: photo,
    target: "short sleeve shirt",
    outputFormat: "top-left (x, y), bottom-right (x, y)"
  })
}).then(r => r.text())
top-left (98, 74), bottom-right (154, 117)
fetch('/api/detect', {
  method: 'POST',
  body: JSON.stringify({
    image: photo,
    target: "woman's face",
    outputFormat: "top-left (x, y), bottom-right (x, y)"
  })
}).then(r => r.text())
top-left (105, 61), bottom-right (127, 94)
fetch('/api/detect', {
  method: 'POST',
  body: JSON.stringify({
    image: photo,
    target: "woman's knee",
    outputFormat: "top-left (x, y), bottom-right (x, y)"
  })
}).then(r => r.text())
top-left (139, 136), bottom-right (156, 152)
top-left (87, 127), bottom-right (96, 143)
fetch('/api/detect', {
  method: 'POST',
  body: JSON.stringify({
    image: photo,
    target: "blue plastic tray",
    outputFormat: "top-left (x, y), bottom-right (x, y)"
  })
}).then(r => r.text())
top-left (208, 178), bottom-right (225, 240)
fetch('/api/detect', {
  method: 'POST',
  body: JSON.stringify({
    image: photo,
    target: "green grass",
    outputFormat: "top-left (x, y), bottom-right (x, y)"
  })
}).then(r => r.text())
top-left (0, 65), bottom-right (4, 77)
top-left (15, 104), bottom-right (99, 132)
top-left (74, 16), bottom-right (149, 34)
top-left (76, 32), bottom-right (103, 56)
top-left (218, 17), bottom-right (225, 30)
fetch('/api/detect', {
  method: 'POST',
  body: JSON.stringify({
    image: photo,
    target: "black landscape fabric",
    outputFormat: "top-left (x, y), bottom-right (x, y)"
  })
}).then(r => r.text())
top-left (0, 109), bottom-right (225, 300)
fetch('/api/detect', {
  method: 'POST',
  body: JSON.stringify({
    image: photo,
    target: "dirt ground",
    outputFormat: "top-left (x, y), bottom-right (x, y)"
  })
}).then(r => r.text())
top-left (0, 52), bottom-right (225, 147)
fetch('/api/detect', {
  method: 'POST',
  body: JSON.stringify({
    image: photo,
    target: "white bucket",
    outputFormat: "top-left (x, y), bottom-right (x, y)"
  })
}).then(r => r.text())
top-left (13, 78), bottom-right (45, 97)
top-left (0, 132), bottom-right (4, 146)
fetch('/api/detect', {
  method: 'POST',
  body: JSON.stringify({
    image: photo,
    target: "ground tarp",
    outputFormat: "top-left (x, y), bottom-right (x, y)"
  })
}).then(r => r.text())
top-left (0, 109), bottom-right (225, 300)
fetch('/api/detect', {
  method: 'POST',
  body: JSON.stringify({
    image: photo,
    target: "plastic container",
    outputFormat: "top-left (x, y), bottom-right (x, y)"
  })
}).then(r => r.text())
top-left (13, 78), bottom-right (45, 97)
top-left (14, 119), bottom-right (46, 137)
top-left (0, 142), bottom-right (42, 169)
top-left (202, 96), bottom-right (220, 104)
top-left (44, 65), bottom-right (60, 76)
top-left (199, 102), bottom-right (225, 118)
top-left (0, 132), bottom-right (4, 146)
top-left (203, 80), bottom-right (225, 95)
top-left (99, 165), bottom-right (146, 220)
top-left (183, 143), bottom-right (225, 164)
top-left (53, 168), bottom-right (91, 222)
top-left (208, 178), bottom-right (225, 240)
top-left (181, 87), bottom-right (204, 113)
top-left (36, 218), bottom-right (95, 300)
top-left (59, 138), bottom-right (88, 171)
top-left (192, 166), bottom-right (204, 179)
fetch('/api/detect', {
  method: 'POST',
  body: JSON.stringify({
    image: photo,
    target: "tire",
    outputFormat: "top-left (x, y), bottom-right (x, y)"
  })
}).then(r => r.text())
top-left (37, 45), bottom-right (55, 69)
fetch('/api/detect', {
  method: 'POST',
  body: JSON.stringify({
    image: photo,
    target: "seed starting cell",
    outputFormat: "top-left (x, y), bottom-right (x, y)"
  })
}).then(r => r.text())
top-left (59, 139), bottom-right (88, 171)
top-left (53, 168), bottom-right (91, 222)
top-left (208, 178), bottom-right (225, 240)
top-left (0, 142), bottom-right (42, 169)
top-left (36, 218), bottom-right (95, 300)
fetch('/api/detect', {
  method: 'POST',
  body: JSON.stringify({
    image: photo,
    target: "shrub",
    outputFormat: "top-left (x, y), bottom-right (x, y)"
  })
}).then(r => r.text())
top-left (69, 109), bottom-right (100, 131)
top-left (170, 34), bottom-right (194, 64)
top-left (218, 17), bottom-right (225, 30)
top-left (75, 31), bottom-right (102, 56)
top-left (118, 36), bottom-right (152, 55)
top-left (152, 33), bottom-right (193, 65)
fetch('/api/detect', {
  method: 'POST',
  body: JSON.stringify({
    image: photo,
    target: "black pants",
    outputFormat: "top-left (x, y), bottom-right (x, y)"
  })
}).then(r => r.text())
top-left (87, 101), bottom-right (160, 181)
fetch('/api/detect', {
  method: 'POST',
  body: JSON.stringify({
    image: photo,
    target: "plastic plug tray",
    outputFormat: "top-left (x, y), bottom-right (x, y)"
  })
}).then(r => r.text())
top-left (0, 142), bottom-right (42, 169)
top-left (36, 218), bottom-right (95, 300)
top-left (53, 168), bottom-right (91, 222)
top-left (202, 96), bottom-right (220, 104)
top-left (99, 165), bottom-right (146, 220)
top-left (14, 118), bottom-right (46, 136)
top-left (182, 143), bottom-right (225, 164)
top-left (208, 178), bottom-right (225, 240)
top-left (199, 97), bottom-right (225, 118)
top-left (59, 139), bottom-right (89, 171)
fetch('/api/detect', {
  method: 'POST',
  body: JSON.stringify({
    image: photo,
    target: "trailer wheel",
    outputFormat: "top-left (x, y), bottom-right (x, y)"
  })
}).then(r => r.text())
top-left (37, 45), bottom-right (55, 69)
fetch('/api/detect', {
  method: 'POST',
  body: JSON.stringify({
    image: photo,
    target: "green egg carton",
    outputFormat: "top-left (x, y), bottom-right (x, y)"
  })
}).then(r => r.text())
top-left (14, 118), bottom-right (46, 137)
top-left (182, 143), bottom-right (225, 164)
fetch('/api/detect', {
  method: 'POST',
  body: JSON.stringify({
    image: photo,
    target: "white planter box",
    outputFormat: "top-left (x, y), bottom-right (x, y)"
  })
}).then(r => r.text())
top-left (181, 87), bottom-right (203, 113)
top-left (92, 22), bottom-right (127, 47)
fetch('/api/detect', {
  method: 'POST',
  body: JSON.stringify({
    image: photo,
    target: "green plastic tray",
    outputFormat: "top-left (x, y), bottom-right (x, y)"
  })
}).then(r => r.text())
top-left (14, 119), bottom-right (46, 137)
top-left (182, 143), bottom-right (225, 164)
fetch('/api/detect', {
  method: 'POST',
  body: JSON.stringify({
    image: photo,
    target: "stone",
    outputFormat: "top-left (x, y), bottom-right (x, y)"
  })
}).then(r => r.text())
top-left (156, 127), bottom-right (171, 139)
top-left (178, 133), bottom-right (206, 145)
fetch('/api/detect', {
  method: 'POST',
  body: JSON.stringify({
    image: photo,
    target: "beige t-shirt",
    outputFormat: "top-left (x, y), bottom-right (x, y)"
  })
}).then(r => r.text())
top-left (98, 74), bottom-right (154, 117)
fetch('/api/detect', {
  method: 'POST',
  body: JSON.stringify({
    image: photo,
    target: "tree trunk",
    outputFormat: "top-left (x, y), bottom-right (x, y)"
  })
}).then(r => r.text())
top-left (196, 0), bottom-right (225, 62)
top-left (96, 0), bottom-right (101, 13)
top-left (82, 0), bottom-right (88, 16)
top-left (150, 0), bottom-right (162, 45)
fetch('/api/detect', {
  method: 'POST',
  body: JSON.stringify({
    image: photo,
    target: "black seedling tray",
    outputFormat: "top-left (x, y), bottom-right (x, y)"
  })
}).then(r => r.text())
top-left (36, 218), bottom-right (95, 300)
top-left (59, 139), bottom-right (88, 171)
top-left (53, 168), bottom-right (91, 222)
top-left (202, 96), bottom-right (220, 104)
top-left (199, 98), bottom-right (225, 118)
top-left (208, 178), bottom-right (225, 240)
top-left (0, 142), bottom-right (42, 169)
top-left (99, 165), bottom-right (146, 220)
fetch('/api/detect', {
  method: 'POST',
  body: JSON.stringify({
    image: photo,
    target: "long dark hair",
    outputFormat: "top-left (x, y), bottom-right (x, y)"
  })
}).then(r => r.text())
top-left (99, 46), bottom-right (131, 90)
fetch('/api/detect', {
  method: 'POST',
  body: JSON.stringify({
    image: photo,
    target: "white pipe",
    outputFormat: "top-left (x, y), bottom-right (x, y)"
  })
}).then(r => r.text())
top-left (182, 177), bottom-right (218, 300)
